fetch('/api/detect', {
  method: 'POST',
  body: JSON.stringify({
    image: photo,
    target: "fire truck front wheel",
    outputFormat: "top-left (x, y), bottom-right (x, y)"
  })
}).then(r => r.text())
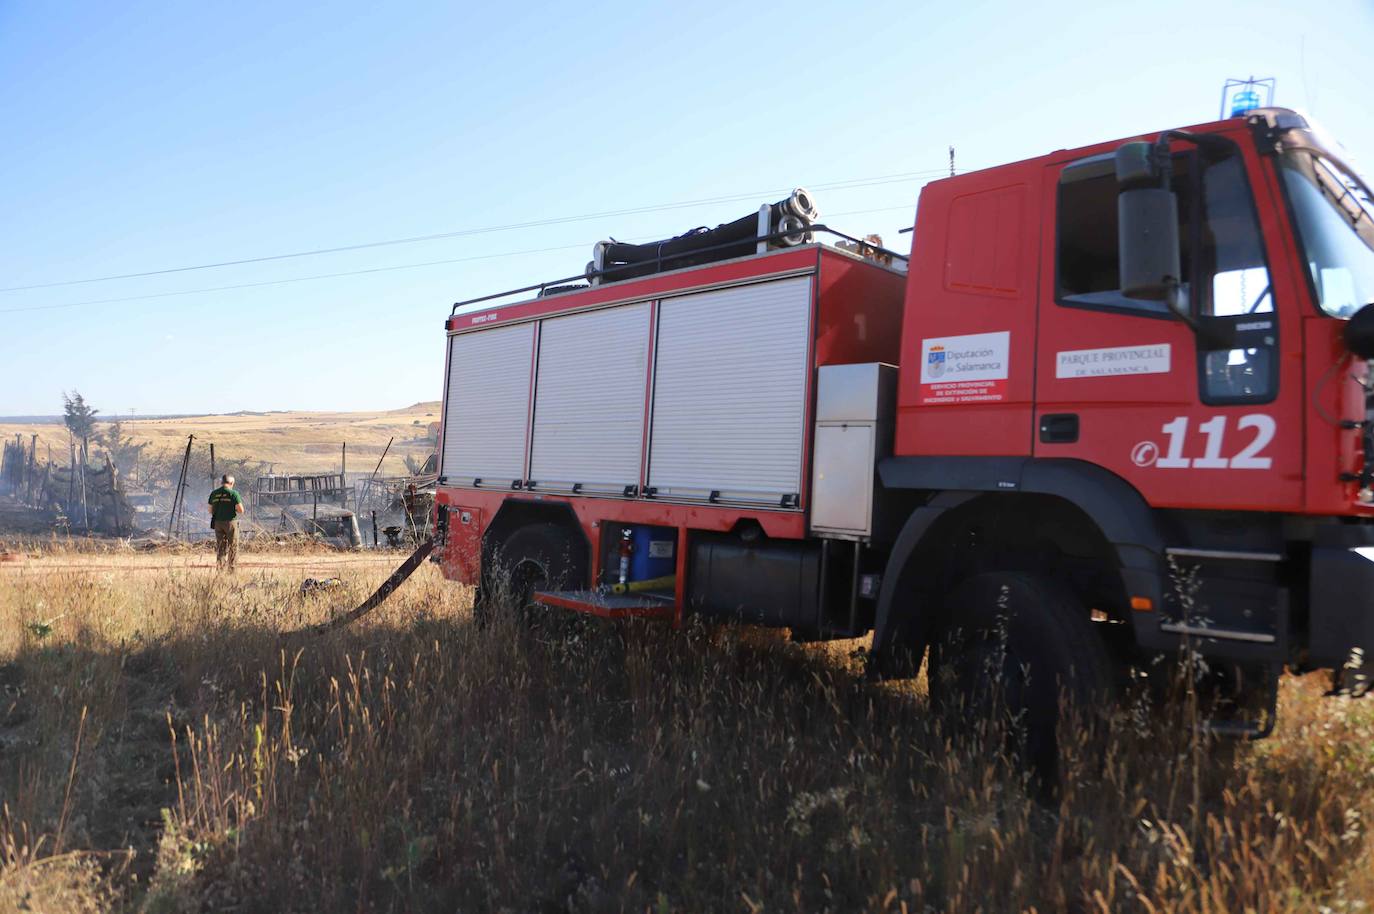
top-left (927, 571), bottom-right (1114, 782)
top-left (478, 522), bottom-right (588, 623)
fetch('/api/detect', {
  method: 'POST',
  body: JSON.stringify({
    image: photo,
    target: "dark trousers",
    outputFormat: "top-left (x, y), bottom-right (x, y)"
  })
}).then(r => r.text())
top-left (214, 519), bottom-right (238, 570)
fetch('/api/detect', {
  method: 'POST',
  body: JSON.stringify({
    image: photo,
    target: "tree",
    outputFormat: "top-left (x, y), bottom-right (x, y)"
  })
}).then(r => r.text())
top-left (96, 420), bottom-right (149, 481)
top-left (141, 448), bottom-right (268, 500)
top-left (62, 391), bottom-right (99, 441)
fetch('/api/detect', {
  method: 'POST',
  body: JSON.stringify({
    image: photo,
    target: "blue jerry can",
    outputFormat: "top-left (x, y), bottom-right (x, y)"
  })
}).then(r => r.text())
top-left (629, 525), bottom-right (676, 581)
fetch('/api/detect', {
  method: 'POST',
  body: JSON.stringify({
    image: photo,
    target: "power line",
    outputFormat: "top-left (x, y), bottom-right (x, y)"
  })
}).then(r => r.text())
top-left (0, 203), bottom-right (917, 316)
top-left (0, 241), bottom-right (594, 315)
top-left (0, 169), bottom-right (950, 294)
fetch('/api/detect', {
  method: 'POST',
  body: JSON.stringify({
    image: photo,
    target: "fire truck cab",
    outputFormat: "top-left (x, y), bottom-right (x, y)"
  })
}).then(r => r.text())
top-left (434, 107), bottom-right (1374, 737)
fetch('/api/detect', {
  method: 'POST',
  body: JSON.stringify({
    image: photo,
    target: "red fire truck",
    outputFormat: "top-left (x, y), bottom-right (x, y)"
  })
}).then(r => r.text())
top-left (432, 108), bottom-right (1374, 738)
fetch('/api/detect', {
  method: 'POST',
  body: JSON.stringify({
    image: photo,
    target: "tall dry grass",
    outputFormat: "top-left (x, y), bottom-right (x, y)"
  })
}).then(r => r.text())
top-left (2, 547), bottom-right (1373, 912)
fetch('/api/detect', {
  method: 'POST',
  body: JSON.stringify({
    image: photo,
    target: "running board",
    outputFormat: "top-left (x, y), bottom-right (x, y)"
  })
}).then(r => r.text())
top-left (1165, 547), bottom-right (1282, 562)
top-left (1159, 622), bottom-right (1277, 644)
top-left (533, 589), bottom-right (676, 620)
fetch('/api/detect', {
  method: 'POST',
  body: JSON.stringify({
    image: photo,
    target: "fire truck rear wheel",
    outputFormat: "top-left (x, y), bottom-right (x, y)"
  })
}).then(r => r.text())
top-left (481, 522), bottom-right (588, 622)
top-left (927, 571), bottom-right (1114, 784)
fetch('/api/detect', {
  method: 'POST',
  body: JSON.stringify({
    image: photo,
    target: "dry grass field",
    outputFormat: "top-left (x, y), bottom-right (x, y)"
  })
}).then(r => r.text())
top-left (0, 401), bottom-right (440, 478)
top-left (3, 541), bottom-right (1374, 912)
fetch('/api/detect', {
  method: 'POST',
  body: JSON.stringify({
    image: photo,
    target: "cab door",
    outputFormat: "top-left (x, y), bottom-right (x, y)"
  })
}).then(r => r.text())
top-left (1033, 143), bottom-right (1302, 512)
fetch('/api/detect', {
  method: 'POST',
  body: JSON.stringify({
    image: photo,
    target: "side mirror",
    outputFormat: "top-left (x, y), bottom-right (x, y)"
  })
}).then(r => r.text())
top-left (1344, 303), bottom-right (1374, 359)
top-left (1116, 142), bottom-right (1183, 308)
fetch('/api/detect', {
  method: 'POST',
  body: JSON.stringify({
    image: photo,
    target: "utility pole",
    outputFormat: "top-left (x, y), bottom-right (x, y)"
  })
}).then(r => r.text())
top-left (167, 434), bottom-right (194, 539)
top-left (79, 436), bottom-right (90, 530)
top-left (67, 438), bottom-right (76, 522)
top-left (26, 434), bottom-right (37, 505)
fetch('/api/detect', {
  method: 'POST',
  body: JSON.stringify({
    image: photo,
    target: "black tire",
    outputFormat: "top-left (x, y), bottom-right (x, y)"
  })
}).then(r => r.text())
top-left (478, 522), bottom-right (588, 624)
top-left (927, 571), bottom-right (1114, 784)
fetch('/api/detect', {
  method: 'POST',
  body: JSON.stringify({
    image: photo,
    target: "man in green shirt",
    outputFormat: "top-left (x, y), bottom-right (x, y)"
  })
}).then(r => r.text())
top-left (208, 475), bottom-right (244, 571)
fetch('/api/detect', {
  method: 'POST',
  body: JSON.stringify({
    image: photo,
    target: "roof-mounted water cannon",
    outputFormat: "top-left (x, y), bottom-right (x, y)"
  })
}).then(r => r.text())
top-left (588, 188), bottom-right (821, 285)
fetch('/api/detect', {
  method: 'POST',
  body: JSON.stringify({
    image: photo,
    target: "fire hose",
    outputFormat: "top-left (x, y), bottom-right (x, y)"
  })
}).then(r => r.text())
top-left (296, 538), bottom-right (434, 637)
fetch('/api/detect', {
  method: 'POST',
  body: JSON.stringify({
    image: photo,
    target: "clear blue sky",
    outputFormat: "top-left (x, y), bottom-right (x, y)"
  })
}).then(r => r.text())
top-left (2, 1), bottom-right (1371, 416)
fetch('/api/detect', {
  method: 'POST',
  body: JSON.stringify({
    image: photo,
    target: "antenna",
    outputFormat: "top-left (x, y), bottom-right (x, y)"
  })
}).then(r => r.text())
top-left (949, 146), bottom-right (956, 177)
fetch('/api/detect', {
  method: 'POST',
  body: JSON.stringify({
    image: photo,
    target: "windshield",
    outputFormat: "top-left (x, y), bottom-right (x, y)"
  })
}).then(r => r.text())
top-left (1279, 151), bottom-right (1374, 318)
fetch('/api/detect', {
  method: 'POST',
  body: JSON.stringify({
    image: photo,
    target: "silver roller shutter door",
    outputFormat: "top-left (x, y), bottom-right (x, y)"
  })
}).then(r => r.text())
top-left (649, 276), bottom-right (812, 502)
top-left (530, 303), bottom-right (650, 492)
top-left (441, 322), bottom-right (535, 486)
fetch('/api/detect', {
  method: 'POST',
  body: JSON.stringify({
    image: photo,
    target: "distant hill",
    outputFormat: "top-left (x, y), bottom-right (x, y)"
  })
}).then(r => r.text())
top-left (0, 402), bottom-right (443, 476)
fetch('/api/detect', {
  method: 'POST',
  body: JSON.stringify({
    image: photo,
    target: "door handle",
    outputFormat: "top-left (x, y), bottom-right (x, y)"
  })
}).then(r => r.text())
top-left (1039, 413), bottom-right (1079, 444)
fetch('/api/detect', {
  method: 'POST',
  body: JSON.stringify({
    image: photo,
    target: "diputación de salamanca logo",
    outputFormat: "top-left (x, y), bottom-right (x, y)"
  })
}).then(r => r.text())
top-left (919, 331), bottom-right (1009, 404)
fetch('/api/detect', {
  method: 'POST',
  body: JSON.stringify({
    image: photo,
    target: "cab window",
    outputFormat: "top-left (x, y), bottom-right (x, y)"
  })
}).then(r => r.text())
top-left (1055, 148), bottom-right (1276, 403)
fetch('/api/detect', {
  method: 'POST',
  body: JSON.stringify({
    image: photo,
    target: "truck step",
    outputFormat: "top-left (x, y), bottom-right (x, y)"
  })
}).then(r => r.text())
top-left (1165, 547), bottom-right (1282, 562)
top-left (1158, 622), bottom-right (1277, 644)
top-left (532, 589), bottom-right (676, 620)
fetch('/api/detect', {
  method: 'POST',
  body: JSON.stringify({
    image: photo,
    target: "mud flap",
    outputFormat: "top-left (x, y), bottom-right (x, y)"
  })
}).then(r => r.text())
top-left (1310, 541), bottom-right (1374, 691)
